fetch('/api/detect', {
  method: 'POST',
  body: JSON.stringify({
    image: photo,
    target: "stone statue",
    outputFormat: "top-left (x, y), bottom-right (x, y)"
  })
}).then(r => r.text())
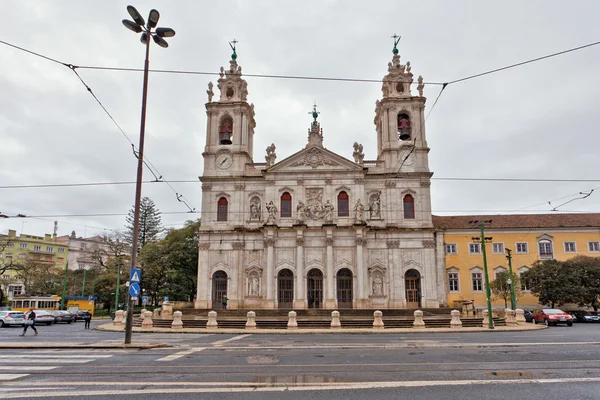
top-left (354, 200), bottom-right (364, 222)
top-left (405, 61), bottom-right (411, 73)
top-left (417, 75), bottom-right (424, 97)
top-left (219, 66), bottom-right (225, 78)
top-left (249, 276), bottom-right (259, 295)
top-left (207, 82), bottom-right (214, 102)
top-left (370, 192), bottom-right (381, 219)
top-left (323, 200), bottom-right (334, 221)
top-left (352, 142), bottom-right (364, 165)
top-left (296, 201), bottom-right (306, 223)
top-left (373, 276), bottom-right (383, 295)
top-left (265, 143), bottom-right (277, 167)
top-left (266, 201), bottom-right (278, 224)
top-left (250, 201), bottom-right (261, 221)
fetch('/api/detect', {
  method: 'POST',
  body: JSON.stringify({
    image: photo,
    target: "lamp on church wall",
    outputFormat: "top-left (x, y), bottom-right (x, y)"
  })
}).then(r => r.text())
top-left (121, 5), bottom-right (175, 345)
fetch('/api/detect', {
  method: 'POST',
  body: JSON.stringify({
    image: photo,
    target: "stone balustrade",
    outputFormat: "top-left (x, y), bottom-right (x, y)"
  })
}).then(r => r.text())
top-left (450, 309), bottom-right (462, 329)
top-left (330, 311), bottom-right (341, 329)
top-left (505, 309), bottom-right (517, 327)
top-left (171, 311), bottom-right (183, 329)
top-left (515, 308), bottom-right (526, 323)
top-left (373, 310), bottom-right (384, 329)
top-left (140, 309), bottom-right (147, 317)
top-left (287, 311), bottom-right (298, 329)
top-left (246, 311), bottom-right (257, 330)
top-left (152, 308), bottom-right (160, 318)
top-left (141, 311), bottom-right (153, 328)
top-left (206, 311), bottom-right (218, 329)
top-left (161, 302), bottom-right (173, 319)
top-left (413, 310), bottom-right (425, 328)
top-left (113, 310), bottom-right (124, 326)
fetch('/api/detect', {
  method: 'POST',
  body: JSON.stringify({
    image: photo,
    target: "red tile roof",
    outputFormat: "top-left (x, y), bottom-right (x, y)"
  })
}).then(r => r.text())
top-left (432, 213), bottom-right (600, 230)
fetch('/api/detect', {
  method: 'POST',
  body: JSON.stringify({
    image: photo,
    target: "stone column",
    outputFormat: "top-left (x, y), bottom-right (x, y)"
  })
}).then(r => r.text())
top-left (294, 235), bottom-right (306, 309)
top-left (413, 310), bottom-right (425, 328)
top-left (264, 237), bottom-right (275, 309)
top-left (171, 311), bottom-right (183, 329)
top-left (195, 243), bottom-right (211, 309)
top-left (325, 235), bottom-right (336, 309)
top-left (287, 311), bottom-right (298, 330)
top-left (355, 234), bottom-right (366, 309)
top-left (373, 310), bottom-right (384, 329)
top-left (246, 311), bottom-right (256, 330)
top-left (450, 309), bottom-right (462, 329)
top-left (330, 311), bottom-right (341, 329)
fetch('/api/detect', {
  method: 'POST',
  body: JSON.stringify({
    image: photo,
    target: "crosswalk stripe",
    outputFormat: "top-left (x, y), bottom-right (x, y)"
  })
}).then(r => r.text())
top-left (0, 374), bottom-right (28, 381)
top-left (156, 347), bottom-right (205, 362)
top-left (0, 355), bottom-right (113, 359)
top-left (1, 359), bottom-right (95, 364)
top-left (0, 366), bottom-right (57, 371)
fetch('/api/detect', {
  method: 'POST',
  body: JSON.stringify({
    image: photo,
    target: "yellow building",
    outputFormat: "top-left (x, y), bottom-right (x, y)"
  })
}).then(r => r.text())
top-left (434, 214), bottom-right (600, 309)
top-left (0, 229), bottom-right (69, 300)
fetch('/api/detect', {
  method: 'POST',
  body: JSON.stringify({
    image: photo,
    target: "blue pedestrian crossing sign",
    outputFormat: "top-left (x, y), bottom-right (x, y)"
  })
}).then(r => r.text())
top-left (129, 282), bottom-right (141, 297)
top-left (142, 296), bottom-right (148, 303)
top-left (130, 268), bottom-right (141, 284)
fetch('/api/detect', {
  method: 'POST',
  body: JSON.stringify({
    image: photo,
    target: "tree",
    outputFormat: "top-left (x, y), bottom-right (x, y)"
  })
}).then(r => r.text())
top-left (524, 259), bottom-right (582, 308)
top-left (125, 197), bottom-right (163, 249)
top-left (490, 271), bottom-right (522, 308)
top-left (564, 256), bottom-right (600, 311)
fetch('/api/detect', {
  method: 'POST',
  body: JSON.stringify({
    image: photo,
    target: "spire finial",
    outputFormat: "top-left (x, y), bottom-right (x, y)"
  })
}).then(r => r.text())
top-left (229, 38), bottom-right (238, 60)
top-left (309, 101), bottom-right (320, 126)
top-left (391, 33), bottom-right (401, 55)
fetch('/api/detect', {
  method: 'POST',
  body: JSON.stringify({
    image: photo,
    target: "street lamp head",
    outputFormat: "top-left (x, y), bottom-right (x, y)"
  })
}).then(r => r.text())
top-left (122, 19), bottom-right (143, 33)
top-left (506, 278), bottom-right (512, 285)
top-left (140, 32), bottom-right (149, 45)
top-left (152, 34), bottom-right (169, 48)
top-left (155, 27), bottom-right (176, 38)
top-left (127, 5), bottom-right (145, 27)
top-left (148, 9), bottom-right (160, 28)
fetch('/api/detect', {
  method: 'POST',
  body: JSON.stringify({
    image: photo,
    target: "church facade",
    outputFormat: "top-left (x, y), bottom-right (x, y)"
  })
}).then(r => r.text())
top-left (195, 44), bottom-right (447, 310)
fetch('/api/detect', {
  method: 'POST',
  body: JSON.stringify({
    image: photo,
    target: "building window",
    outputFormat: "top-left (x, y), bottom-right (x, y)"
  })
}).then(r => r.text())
top-left (494, 267), bottom-right (507, 280)
top-left (397, 113), bottom-right (412, 140)
top-left (564, 242), bottom-right (576, 253)
top-left (403, 195), bottom-right (415, 219)
top-left (57, 257), bottom-right (64, 263)
top-left (58, 248), bottom-right (65, 253)
top-left (7, 242), bottom-right (14, 248)
top-left (337, 191), bottom-right (349, 217)
top-left (280, 192), bottom-right (292, 218)
top-left (2, 275), bottom-right (10, 280)
top-left (492, 243), bottom-right (504, 254)
top-left (46, 246), bottom-right (53, 253)
top-left (78, 264), bottom-right (85, 270)
top-left (469, 243), bottom-right (481, 254)
top-left (219, 116), bottom-right (233, 145)
top-left (18, 253), bottom-right (26, 259)
top-left (516, 242), bottom-right (528, 254)
top-left (448, 271), bottom-right (460, 292)
top-left (19, 243), bottom-right (27, 249)
top-left (538, 240), bottom-right (553, 259)
top-left (519, 267), bottom-right (530, 291)
top-left (471, 271), bottom-right (483, 292)
top-left (217, 197), bottom-right (228, 221)
top-left (589, 242), bottom-right (600, 253)
top-left (445, 244), bottom-right (457, 254)
top-left (33, 245), bottom-right (41, 251)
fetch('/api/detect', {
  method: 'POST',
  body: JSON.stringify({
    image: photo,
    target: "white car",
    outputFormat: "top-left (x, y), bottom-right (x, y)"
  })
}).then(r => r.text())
top-left (0, 311), bottom-right (25, 327)
top-left (31, 310), bottom-right (56, 325)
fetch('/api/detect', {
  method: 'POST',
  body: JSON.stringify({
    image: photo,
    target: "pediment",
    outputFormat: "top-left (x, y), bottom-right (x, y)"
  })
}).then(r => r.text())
top-left (266, 145), bottom-right (363, 173)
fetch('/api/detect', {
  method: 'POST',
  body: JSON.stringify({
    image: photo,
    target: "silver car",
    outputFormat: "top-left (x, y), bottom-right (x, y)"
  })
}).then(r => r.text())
top-left (31, 310), bottom-right (56, 325)
top-left (0, 311), bottom-right (25, 327)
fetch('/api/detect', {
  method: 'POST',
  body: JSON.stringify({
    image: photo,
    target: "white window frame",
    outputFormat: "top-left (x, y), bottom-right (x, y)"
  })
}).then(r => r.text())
top-left (471, 268), bottom-right (483, 292)
top-left (516, 242), bottom-right (528, 254)
top-left (33, 245), bottom-right (41, 251)
top-left (518, 266), bottom-right (530, 291)
top-left (445, 244), bottom-right (457, 254)
top-left (46, 246), bottom-right (53, 253)
top-left (564, 242), bottom-right (576, 253)
top-left (19, 243), bottom-right (27, 249)
top-left (494, 267), bottom-right (507, 280)
top-left (538, 240), bottom-right (553, 259)
top-left (58, 248), bottom-right (65, 253)
top-left (469, 243), bottom-right (481, 254)
top-left (447, 269), bottom-right (460, 292)
top-left (492, 242), bottom-right (505, 254)
top-left (588, 241), bottom-right (600, 253)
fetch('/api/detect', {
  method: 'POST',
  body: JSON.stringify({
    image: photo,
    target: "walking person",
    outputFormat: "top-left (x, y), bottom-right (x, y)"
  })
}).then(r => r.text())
top-left (83, 311), bottom-right (92, 329)
top-left (20, 308), bottom-right (38, 336)
top-left (221, 295), bottom-right (228, 310)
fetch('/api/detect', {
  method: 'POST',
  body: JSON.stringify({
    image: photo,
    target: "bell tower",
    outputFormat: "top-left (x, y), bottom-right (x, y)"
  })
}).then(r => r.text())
top-left (374, 35), bottom-right (429, 173)
top-left (203, 41), bottom-right (256, 176)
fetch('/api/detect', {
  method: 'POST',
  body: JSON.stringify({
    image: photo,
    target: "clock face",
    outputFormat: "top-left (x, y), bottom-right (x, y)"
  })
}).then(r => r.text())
top-left (399, 148), bottom-right (416, 166)
top-left (216, 153), bottom-right (233, 169)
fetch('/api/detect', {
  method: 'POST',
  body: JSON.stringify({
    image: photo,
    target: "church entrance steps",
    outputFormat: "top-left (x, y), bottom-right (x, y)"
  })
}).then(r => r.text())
top-left (176, 308), bottom-right (446, 318)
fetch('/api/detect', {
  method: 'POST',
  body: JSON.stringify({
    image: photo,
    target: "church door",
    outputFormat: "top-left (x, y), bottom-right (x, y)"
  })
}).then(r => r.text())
top-left (277, 269), bottom-right (294, 309)
top-left (212, 271), bottom-right (228, 309)
top-left (336, 268), bottom-right (353, 309)
top-left (307, 269), bottom-right (323, 309)
top-left (405, 269), bottom-right (421, 308)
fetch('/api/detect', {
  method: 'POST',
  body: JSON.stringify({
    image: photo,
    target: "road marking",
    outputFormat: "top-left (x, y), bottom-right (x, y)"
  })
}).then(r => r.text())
top-left (1, 359), bottom-right (96, 364)
top-left (156, 347), bottom-right (206, 362)
top-left (0, 355), bottom-right (113, 359)
top-left (0, 374), bottom-right (28, 381)
top-left (211, 334), bottom-right (252, 346)
top-left (0, 366), bottom-right (57, 371)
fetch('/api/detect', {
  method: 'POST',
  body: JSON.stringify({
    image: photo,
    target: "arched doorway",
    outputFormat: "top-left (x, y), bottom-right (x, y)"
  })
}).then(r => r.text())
top-left (307, 269), bottom-right (323, 309)
top-left (336, 268), bottom-right (353, 309)
top-left (212, 271), bottom-right (228, 309)
top-left (405, 269), bottom-right (421, 308)
top-left (277, 269), bottom-right (294, 309)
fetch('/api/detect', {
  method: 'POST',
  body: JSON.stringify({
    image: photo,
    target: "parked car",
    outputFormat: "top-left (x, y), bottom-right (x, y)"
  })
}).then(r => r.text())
top-left (31, 310), bottom-right (57, 325)
top-left (532, 308), bottom-right (573, 326)
top-left (523, 310), bottom-right (534, 323)
top-left (572, 311), bottom-right (600, 323)
top-left (51, 310), bottom-right (74, 324)
top-left (0, 311), bottom-right (25, 327)
top-left (73, 310), bottom-right (92, 321)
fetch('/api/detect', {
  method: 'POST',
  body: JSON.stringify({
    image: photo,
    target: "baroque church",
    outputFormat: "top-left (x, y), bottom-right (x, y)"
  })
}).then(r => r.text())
top-left (195, 42), bottom-right (447, 310)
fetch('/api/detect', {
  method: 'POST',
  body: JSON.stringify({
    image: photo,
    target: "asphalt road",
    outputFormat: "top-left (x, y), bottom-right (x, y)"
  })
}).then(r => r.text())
top-left (2, 320), bottom-right (600, 399)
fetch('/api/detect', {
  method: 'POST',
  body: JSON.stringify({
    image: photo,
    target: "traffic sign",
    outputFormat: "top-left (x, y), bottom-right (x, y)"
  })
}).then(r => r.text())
top-left (164, 296), bottom-right (169, 302)
top-left (130, 268), bottom-right (141, 284)
top-left (129, 282), bottom-right (141, 297)
top-left (142, 296), bottom-right (148, 303)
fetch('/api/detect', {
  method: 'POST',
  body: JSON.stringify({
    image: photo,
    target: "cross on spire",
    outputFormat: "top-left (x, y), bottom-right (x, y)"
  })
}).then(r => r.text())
top-left (229, 38), bottom-right (238, 60)
top-left (391, 33), bottom-right (401, 55)
top-left (309, 102), bottom-right (320, 126)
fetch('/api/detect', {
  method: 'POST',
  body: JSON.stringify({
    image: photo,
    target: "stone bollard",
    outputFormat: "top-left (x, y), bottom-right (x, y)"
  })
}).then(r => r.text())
top-left (140, 308), bottom-right (147, 317)
top-left (206, 311), bottom-right (218, 329)
top-left (246, 311), bottom-right (257, 330)
top-left (122, 311), bottom-right (128, 323)
top-left (505, 309), bottom-right (518, 327)
top-left (287, 311), bottom-right (298, 330)
top-left (330, 311), bottom-right (341, 329)
top-left (515, 308), bottom-right (526, 323)
top-left (373, 310), bottom-right (384, 329)
top-left (450, 309), bottom-right (462, 329)
top-left (113, 310), bottom-right (124, 326)
top-left (482, 310), bottom-right (488, 328)
top-left (161, 302), bottom-right (173, 319)
top-left (171, 311), bottom-right (183, 329)
top-left (413, 310), bottom-right (425, 328)
top-left (152, 308), bottom-right (160, 318)
top-left (141, 311), bottom-right (153, 328)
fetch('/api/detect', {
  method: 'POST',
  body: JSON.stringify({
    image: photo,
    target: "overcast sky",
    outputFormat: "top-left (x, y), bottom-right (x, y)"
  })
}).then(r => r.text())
top-left (1, 0), bottom-right (599, 238)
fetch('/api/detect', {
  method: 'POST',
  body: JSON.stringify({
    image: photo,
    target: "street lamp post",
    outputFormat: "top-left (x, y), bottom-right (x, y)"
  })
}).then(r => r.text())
top-left (470, 220), bottom-right (494, 329)
top-left (506, 248), bottom-right (517, 309)
top-left (121, 5), bottom-right (175, 345)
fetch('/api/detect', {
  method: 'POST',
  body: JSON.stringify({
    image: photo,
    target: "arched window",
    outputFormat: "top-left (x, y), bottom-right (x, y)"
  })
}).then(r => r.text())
top-left (217, 197), bottom-right (228, 221)
top-left (403, 194), bottom-right (415, 219)
top-left (280, 192), bottom-right (292, 218)
top-left (337, 191), bottom-right (349, 217)
top-left (397, 113), bottom-right (411, 140)
top-left (219, 117), bottom-right (233, 145)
